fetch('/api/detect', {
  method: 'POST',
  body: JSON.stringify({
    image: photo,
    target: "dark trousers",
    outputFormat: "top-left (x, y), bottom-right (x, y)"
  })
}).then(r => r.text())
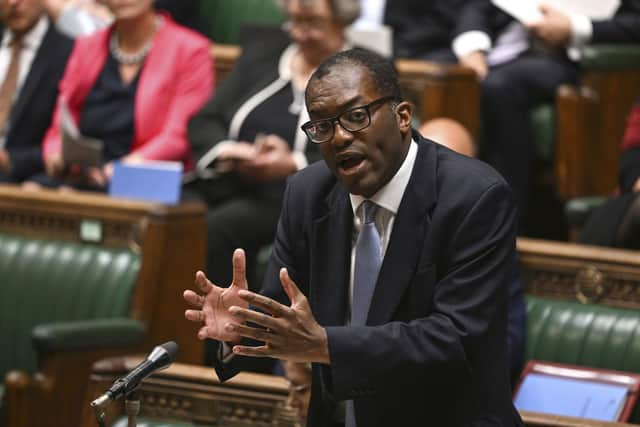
top-left (479, 53), bottom-right (579, 228)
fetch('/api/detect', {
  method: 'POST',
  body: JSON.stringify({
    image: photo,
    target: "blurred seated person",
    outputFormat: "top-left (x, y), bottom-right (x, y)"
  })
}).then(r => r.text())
top-left (0, 0), bottom-right (73, 183)
top-left (42, 0), bottom-right (202, 38)
top-left (283, 361), bottom-right (312, 427)
top-left (453, 0), bottom-right (640, 230)
top-left (185, 0), bottom-right (358, 301)
top-left (36, 0), bottom-right (213, 190)
top-left (420, 117), bottom-right (525, 383)
top-left (579, 97), bottom-right (640, 250)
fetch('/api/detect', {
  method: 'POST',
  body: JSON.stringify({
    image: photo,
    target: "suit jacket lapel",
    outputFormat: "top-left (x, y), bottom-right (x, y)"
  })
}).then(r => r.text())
top-left (9, 25), bottom-right (54, 128)
top-left (309, 183), bottom-right (353, 327)
top-left (368, 138), bottom-right (438, 325)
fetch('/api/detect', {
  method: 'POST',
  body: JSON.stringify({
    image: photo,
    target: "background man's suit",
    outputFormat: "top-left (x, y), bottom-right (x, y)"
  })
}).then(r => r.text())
top-left (454, 0), bottom-right (640, 224)
top-left (0, 22), bottom-right (72, 182)
top-left (214, 133), bottom-right (521, 427)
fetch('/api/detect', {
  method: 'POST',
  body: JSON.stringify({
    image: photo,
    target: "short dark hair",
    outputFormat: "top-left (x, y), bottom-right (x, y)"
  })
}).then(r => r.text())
top-left (306, 48), bottom-right (403, 103)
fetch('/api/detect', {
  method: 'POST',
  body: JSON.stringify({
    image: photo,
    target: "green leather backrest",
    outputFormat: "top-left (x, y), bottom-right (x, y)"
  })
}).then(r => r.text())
top-left (526, 296), bottom-right (640, 372)
top-left (0, 233), bottom-right (140, 379)
top-left (200, 0), bottom-right (285, 44)
top-left (530, 104), bottom-right (556, 163)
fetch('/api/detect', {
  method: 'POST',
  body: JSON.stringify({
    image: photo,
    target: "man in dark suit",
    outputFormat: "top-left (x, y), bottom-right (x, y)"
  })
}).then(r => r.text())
top-left (184, 48), bottom-right (522, 427)
top-left (0, 0), bottom-right (73, 183)
top-left (453, 0), bottom-right (640, 228)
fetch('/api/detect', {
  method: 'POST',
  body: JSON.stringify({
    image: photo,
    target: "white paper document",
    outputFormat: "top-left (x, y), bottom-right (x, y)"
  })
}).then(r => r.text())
top-left (492, 0), bottom-right (619, 23)
top-left (60, 100), bottom-right (103, 167)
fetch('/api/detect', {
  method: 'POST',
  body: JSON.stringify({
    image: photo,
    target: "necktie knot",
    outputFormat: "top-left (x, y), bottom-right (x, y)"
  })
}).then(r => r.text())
top-left (360, 200), bottom-right (378, 224)
top-left (9, 34), bottom-right (23, 49)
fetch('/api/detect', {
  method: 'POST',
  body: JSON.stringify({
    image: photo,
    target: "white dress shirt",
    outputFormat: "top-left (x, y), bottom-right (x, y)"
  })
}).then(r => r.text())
top-left (0, 15), bottom-right (48, 147)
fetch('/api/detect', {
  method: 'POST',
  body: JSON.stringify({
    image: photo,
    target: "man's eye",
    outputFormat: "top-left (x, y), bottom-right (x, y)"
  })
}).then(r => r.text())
top-left (344, 109), bottom-right (367, 123)
top-left (313, 121), bottom-right (332, 133)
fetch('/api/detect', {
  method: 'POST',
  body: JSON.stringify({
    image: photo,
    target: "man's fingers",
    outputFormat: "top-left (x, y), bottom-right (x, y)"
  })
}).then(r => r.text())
top-left (197, 326), bottom-right (209, 340)
top-left (225, 322), bottom-right (282, 345)
top-left (183, 290), bottom-right (205, 308)
top-left (237, 290), bottom-right (292, 318)
top-left (231, 344), bottom-right (273, 358)
top-left (280, 268), bottom-right (307, 307)
top-left (231, 248), bottom-right (249, 290)
top-left (195, 270), bottom-right (213, 294)
top-left (228, 305), bottom-right (285, 329)
top-left (185, 309), bottom-right (205, 322)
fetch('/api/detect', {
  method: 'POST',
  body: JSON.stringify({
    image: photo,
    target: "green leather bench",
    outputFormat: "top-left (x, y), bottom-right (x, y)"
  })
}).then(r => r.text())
top-left (0, 184), bottom-right (207, 427)
top-left (0, 234), bottom-right (145, 427)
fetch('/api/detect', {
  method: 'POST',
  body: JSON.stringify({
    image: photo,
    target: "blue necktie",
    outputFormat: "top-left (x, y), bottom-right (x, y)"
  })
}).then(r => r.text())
top-left (351, 200), bottom-right (382, 326)
top-left (346, 200), bottom-right (382, 427)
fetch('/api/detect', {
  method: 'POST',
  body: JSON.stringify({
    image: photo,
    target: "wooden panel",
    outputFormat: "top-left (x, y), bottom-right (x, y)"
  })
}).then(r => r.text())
top-left (81, 356), bottom-right (299, 427)
top-left (518, 237), bottom-right (640, 309)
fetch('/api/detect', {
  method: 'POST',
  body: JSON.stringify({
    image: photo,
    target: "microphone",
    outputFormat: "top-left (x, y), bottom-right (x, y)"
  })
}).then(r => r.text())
top-left (91, 341), bottom-right (178, 408)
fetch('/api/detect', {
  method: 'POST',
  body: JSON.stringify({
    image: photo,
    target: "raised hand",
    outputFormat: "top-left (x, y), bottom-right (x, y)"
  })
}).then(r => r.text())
top-left (224, 267), bottom-right (329, 363)
top-left (184, 249), bottom-right (250, 344)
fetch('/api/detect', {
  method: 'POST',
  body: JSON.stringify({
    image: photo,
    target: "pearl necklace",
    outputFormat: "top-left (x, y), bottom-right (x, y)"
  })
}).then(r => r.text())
top-left (109, 17), bottom-right (162, 65)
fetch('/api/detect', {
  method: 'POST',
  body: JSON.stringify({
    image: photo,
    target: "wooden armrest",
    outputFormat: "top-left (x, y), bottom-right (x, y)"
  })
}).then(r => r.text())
top-left (520, 410), bottom-right (638, 427)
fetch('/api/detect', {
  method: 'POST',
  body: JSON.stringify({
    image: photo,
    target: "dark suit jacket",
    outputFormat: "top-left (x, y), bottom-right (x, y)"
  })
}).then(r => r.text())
top-left (457, 0), bottom-right (640, 44)
top-left (0, 21), bottom-right (72, 181)
top-left (384, 0), bottom-right (471, 58)
top-left (215, 134), bottom-right (522, 427)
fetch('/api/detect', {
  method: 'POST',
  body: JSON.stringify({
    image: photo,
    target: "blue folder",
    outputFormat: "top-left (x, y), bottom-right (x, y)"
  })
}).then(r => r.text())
top-left (109, 161), bottom-right (183, 205)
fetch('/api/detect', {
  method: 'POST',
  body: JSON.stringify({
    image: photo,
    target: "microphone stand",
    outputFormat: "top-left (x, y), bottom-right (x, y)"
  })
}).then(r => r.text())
top-left (125, 391), bottom-right (141, 427)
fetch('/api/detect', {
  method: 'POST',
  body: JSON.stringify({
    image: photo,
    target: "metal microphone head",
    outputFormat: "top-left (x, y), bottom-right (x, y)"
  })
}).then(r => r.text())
top-left (147, 341), bottom-right (179, 369)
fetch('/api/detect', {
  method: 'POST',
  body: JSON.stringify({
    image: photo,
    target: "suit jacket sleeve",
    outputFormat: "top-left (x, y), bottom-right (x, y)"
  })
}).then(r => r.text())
top-left (325, 181), bottom-right (516, 401)
top-left (591, 0), bottom-right (640, 42)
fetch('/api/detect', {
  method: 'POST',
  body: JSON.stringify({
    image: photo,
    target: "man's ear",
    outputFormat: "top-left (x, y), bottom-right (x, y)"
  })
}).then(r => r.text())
top-left (395, 101), bottom-right (413, 132)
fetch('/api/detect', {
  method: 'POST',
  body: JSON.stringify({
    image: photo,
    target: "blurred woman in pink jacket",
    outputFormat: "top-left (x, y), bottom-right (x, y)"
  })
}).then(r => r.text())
top-left (38, 0), bottom-right (213, 189)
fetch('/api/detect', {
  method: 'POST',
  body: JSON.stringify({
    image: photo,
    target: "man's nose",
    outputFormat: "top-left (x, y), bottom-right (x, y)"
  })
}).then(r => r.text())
top-left (331, 121), bottom-right (353, 148)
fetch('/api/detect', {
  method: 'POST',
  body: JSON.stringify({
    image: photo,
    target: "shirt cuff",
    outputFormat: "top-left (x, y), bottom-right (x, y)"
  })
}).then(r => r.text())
top-left (567, 13), bottom-right (592, 61)
top-left (292, 151), bottom-right (308, 170)
top-left (452, 31), bottom-right (492, 59)
top-left (219, 341), bottom-right (235, 364)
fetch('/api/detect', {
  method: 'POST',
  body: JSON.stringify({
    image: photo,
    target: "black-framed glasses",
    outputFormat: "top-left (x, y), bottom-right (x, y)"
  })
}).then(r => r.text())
top-left (301, 96), bottom-right (395, 144)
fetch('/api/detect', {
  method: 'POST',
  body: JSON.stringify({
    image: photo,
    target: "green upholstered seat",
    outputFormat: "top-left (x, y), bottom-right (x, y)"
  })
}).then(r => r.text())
top-left (0, 233), bottom-right (141, 383)
top-left (530, 104), bottom-right (556, 163)
top-left (526, 296), bottom-right (640, 373)
top-left (200, 0), bottom-right (285, 44)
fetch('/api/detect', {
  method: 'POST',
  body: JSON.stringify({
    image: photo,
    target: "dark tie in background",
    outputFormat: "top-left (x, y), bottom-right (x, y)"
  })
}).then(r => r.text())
top-left (346, 200), bottom-right (382, 427)
top-left (0, 35), bottom-right (23, 134)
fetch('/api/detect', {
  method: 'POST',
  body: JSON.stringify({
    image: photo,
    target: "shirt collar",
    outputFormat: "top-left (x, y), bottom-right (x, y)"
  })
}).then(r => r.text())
top-left (2, 15), bottom-right (49, 50)
top-left (350, 138), bottom-right (418, 216)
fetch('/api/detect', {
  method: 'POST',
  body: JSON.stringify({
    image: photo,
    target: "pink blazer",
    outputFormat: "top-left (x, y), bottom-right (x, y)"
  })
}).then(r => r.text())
top-left (42, 14), bottom-right (214, 170)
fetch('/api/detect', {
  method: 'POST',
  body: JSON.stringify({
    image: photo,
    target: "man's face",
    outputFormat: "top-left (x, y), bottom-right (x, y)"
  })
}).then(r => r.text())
top-left (0, 0), bottom-right (43, 35)
top-left (306, 64), bottom-right (412, 197)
